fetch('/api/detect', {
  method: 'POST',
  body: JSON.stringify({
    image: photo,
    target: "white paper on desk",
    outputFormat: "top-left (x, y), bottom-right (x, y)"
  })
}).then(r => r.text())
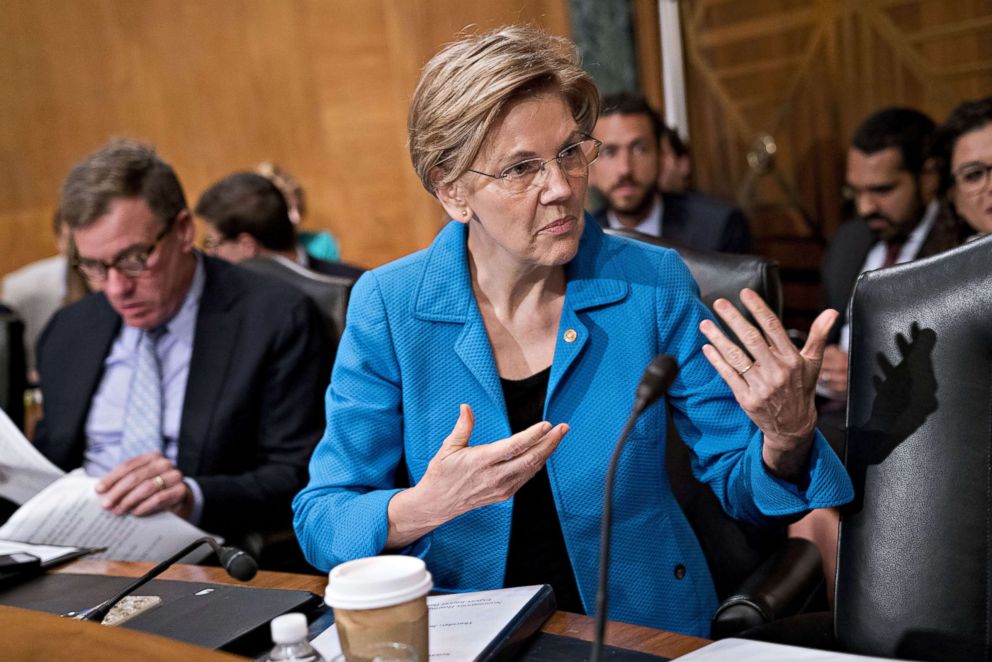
top-left (677, 638), bottom-right (907, 661)
top-left (312, 585), bottom-right (543, 660)
top-left (0, 407), bottom-right (64, 505)
top-left (0, 469), bottom-right (211, 562)
top-left (0, 539), bottom-right (86, 565)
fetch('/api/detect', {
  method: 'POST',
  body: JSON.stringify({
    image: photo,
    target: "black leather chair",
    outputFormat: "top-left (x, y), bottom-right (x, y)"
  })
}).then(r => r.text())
top-left (603, 228), bottom-right (822, 637)
top-left (744, 234), bottom-right (992, 659)
top-left (836, 234), bottom-right (992, 659)
top-left (0, 304), bottom-right (27, 431)
top-left (241, 255), bottom-right (354, 353)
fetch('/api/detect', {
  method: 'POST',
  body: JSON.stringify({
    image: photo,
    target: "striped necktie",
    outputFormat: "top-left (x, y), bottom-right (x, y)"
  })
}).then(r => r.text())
top-left (119, 326), bottom-right (167, 463)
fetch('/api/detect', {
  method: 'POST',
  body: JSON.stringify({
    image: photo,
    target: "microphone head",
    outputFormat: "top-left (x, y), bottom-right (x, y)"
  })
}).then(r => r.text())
top-left (218, 546), bottom-right (258, 581)
top-left (635, 354), bottom-right (679, 411)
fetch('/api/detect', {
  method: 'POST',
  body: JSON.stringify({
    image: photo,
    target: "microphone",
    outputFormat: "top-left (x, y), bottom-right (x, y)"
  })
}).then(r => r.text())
top-left (634, 354), bottom-right (679, 414)
top-left (66, 536), bottom-right (257, 623)
top-left (591, 355), bottom-right (679, 662)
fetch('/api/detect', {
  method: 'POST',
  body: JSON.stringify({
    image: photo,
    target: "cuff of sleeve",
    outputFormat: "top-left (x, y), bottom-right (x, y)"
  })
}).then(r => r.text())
top-left (748, 429), bottom-right (854, 516)
top-left (183, 477), bottom-right (205, 525)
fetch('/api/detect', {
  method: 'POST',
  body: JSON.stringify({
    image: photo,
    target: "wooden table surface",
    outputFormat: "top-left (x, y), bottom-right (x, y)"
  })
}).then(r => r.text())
top-left (55, 559), bottom-right (710, 659)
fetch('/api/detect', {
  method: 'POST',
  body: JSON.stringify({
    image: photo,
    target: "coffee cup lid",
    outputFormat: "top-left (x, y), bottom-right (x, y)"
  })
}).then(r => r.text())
top-left (324, 555), bottom-right (433, 610)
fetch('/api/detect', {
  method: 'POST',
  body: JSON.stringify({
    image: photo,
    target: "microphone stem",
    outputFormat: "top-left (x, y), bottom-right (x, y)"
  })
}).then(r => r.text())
top-left (75, 536), bottom-right (219, 622)
top-left (590, 406), bottom-right (643, 662)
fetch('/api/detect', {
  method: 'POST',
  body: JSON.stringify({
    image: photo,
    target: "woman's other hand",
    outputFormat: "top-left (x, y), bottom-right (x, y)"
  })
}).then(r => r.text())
top-left (385, 404), bottom-right (569, 548)
top-left (698, 288), bottom-right (838, 482)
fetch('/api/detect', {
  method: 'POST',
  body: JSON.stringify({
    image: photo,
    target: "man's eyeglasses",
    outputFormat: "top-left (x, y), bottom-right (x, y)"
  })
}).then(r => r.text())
top-left (74, 224), bottom-right (172, 281)
top-left (201, 234), bottom-right (232, 253)
top-left (467, 138), bottom-right (602, 194)
top-left (953, 162), bottom-right (992, 196)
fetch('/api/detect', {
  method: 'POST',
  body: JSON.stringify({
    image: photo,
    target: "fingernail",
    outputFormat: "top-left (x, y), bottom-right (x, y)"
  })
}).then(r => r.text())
top-left (541, 422), bottom-right (552, 433)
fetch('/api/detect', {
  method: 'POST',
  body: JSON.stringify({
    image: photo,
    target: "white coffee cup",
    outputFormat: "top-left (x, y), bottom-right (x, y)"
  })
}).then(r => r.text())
top-left (324, 556), bottom-right (432, 662)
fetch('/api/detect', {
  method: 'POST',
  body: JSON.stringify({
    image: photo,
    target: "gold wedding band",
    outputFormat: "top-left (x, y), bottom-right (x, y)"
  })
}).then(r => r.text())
top-left (738, 362), bottom-right (755, 377)
top-left (153, 474), bottom-right (166, 491)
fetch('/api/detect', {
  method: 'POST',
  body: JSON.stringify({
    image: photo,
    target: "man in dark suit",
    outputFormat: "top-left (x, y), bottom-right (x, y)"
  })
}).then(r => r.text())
top-left (195, 172), bottom-right (354, 349)
top-left (819, 108), bottom-right (942, 405)
top-left (588, 92), bottom-right (751, 254)
top-left (34, 139), bottom-right (331, 545)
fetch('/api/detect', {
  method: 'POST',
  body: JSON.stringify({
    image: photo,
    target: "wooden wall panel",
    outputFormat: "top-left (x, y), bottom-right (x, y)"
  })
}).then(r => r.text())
top-left (0, 0), bottom-right (570, 278)
top-left (668, 0), bottom-right (992, 326)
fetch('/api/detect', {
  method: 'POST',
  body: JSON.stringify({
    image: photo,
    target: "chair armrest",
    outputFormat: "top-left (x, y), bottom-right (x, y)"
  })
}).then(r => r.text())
top-left (710, 537), bottom-right (823, 639)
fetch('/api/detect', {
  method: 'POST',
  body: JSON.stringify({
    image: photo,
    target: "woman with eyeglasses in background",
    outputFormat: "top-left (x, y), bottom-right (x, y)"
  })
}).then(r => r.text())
top-left (934, 97), bottom-right (992, 241)
top-left (292, 26), bottom-right (853, 636)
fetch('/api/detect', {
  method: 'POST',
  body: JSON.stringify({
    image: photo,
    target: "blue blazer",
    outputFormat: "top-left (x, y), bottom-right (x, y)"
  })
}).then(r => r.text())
top-left (293, 218), bottom-right (852, 636)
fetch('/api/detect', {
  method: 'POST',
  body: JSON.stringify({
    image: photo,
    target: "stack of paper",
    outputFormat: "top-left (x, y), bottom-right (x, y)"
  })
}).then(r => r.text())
top-left (0, 409), bottom-right (211, 562)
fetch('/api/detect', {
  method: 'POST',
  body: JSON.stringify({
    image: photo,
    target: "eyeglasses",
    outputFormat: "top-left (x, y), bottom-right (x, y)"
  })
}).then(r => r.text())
top-left (201, 234), bottom-right (232, 252)
top-left (74, 224), bottom-right (172, 281)
top-left (953, 162), bottom-right (992, 196)
top-left (467, 137), bottom-right (602, 194)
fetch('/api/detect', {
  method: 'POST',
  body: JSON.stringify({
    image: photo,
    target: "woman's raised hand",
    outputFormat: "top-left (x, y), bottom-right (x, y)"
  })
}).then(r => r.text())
top-left (698, 288), bottom-right (838, 481)
top-left (386, 404), bottom-right (568, 548)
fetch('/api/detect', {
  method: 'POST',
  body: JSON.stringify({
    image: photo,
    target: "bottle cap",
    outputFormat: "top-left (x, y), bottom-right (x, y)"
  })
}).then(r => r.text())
top-left (271, 612), bottom-right (308, 644)
top-left (324, 555), bottom-right (433, 610)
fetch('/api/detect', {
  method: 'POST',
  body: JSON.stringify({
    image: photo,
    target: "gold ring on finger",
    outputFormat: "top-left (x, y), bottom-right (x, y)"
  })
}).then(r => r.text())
top-left (153, 474), bottom-right (166, 491)
top-left (738, 362), bottom-right (755, 377)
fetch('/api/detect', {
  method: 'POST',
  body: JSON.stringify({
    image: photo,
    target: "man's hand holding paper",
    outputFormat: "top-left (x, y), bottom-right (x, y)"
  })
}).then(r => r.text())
top-left (96, 452), bottom-right (193, 519)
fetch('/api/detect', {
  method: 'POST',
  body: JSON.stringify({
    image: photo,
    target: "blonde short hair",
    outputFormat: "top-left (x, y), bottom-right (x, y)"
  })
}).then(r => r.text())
top-left (408, 25), bottom-right (600, 193)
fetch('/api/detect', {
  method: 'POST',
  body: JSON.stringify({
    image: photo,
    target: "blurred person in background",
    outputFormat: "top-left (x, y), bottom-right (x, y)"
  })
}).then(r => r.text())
top-left (256, 161), bottom-right (364, 279)
top-left (589, 92), bottom-right (750, 253)
top-left (933, 96), bottom-right (992, 241)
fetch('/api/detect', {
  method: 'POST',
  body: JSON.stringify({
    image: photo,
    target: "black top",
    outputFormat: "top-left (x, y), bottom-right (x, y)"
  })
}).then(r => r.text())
top-left (501, 367), bottom-right (584, 614)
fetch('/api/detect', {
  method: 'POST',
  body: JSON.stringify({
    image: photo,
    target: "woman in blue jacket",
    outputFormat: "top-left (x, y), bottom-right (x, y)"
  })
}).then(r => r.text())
top-left (293, 25), bottom-right (853, 637)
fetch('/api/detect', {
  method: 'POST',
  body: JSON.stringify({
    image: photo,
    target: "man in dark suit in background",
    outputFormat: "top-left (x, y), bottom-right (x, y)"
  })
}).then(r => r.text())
top-left (818, 108), bottom-right (942, 408)
top-left (34, 139), bottom-right (331, 548)
top-left (195, 171), bottom-right (354, 350)
top-left (589, 92), bottom-right (751, 254)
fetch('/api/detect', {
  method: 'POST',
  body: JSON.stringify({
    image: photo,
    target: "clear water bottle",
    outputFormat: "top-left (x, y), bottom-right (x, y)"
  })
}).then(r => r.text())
top-left (266, 613), bottom-right (326, 662)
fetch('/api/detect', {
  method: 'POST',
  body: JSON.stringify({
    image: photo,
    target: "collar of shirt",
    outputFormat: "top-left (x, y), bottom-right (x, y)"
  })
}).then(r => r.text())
top-left (606, 194), bottom-right (664, 237)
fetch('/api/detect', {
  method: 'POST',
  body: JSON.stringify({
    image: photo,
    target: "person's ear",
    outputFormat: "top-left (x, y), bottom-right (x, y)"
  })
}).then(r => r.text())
top-left (433, 171), bottom-right (473, 223)
top-left (235, 233), bottom-right (261, 259)
top-left (174, 209), bottom-right (196, 253)
top-left (919, 157), bottom-right (939, 202)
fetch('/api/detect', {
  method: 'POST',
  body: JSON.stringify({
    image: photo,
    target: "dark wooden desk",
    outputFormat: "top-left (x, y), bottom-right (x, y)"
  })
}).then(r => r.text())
top-left (54, 560), bottom-right (710, 659)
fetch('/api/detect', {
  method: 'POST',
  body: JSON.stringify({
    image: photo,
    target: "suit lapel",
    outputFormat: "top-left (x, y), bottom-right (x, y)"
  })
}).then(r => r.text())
top-left (660, 193), bottom-right (689, 244)
top-left (177, 258), bottom-right (240, 474)
top-left (65, 298), bottom-right (120, 459)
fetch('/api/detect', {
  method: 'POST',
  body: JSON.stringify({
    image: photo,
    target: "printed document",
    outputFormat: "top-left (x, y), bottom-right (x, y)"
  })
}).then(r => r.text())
top-left (312, 585), bottom-right (544, 660)
top-left (0, 409), bottom-right (211, 562)
top-left (0, 408), bottom-right (63, 505)
top-left (678, 638), bottom-right (909, 661)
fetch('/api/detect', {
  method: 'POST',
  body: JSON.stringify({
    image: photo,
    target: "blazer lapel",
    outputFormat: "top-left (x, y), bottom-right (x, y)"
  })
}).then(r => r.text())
top-left (547, 218), bottom-right (628, 405)
top-left (413, 223), bottom-right (505, 411)
top-left (177, 258), bottom-right (240, 474)
top-left (64, 297), bottom-right (120, 457)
